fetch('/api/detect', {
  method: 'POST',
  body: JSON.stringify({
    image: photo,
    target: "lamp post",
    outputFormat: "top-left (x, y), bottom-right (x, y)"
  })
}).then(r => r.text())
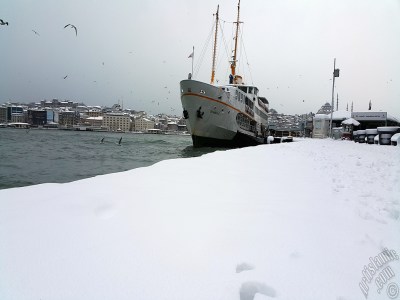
top-left (329, 58), bottom-right (340, 137)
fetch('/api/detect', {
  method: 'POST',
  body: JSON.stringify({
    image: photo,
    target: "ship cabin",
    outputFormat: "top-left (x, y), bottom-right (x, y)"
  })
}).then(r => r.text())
top-left (226, 84), bottom-right (270, 119)
top-left (258, 97), bottom-right (269, 114)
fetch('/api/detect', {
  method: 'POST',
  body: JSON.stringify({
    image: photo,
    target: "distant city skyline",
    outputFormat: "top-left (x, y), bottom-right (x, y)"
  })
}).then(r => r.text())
top-left (1, 0), bottom-right (399, 117)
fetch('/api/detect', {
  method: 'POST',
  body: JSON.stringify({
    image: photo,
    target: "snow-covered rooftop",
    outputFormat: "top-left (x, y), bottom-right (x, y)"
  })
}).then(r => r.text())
top-left (86, 116), bottom-right (103, 120)
top-left (313, 113), bottom-right (329, 119)
top-left (342, 117), bottom-right (360, 126)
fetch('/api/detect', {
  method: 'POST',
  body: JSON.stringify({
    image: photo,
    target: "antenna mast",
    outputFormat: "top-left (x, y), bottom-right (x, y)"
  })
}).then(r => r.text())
top-left (210, 5), bottom-right (219, 85)
top-left (231, 0), bottom-right (241, 76)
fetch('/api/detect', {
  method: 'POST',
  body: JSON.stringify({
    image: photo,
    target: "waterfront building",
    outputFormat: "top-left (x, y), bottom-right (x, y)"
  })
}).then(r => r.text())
top-left (87, 109), bottom-right (103, 118)
top-left (312, 110), bottom-right (350, 138)
top-left (351, 111), bottom-right (399, 129)
top-left (133, 117), bottom-right (155, 132)
top-left (6, 106), bottom-right (24, 122)
top-left (167, 122), bottom-right (178, 132)
top-left (312, 110), bottom-right (400, 138)
top-left (103, 113), bottom-right (130, 132)
top-left (177, 124), bottom-right (187, 132)
top-left (0, 106), bottom-right (8, 123)
top-left (28, 110), bottom-right (47, 126)
top-left (46, 110), bottom-right (55, 123)
top-left (41, 99), bottom-right (61, 108)
top-left (39, 99), bottom-right (78, 109)
top-left (53, 111), bottom-right (60, 124)
top-left (85, 116), bottom-right (103, 127)
top-left (11, 113), bottom-right (25, 123)
top-left (177, 118), bottom-right (188, 132)
top-left (312, 114), bottom-right (330, 138)
top-left (58, 111), bottom-right (80, 127)
top-left (60, 101), bottom-right (78, 109)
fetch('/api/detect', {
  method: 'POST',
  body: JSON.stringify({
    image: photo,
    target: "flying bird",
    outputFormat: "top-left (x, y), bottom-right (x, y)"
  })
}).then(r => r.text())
top-left (0, 19), bottom-right (9, 26)
top-left (63, 75), bottom-right (68, 79)
top-left (64, 24), bottom-right (77, 36)
top-left (32, 30), bottom-right (40, 36)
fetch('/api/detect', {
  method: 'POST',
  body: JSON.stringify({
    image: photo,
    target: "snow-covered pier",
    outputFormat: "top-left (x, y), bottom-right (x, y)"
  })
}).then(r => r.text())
top-left (0, 139), bottom-right (399, 300)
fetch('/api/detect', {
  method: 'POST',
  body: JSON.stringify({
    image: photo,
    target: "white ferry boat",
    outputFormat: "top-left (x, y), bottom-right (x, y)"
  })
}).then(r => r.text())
top-left (180, 1), bottom-right (269, 147)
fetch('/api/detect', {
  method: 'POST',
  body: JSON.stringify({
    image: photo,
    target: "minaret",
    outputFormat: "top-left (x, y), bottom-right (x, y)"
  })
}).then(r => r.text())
top-left (351, 101), bottom-right (353, 112)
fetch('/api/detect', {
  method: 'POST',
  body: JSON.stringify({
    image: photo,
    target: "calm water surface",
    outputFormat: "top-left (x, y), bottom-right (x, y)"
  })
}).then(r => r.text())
top-left (0, 129), bottom-right (221, 190)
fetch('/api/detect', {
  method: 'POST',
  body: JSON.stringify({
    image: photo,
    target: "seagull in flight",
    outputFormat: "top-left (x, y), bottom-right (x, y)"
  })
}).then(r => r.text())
top-left (32, 30), bottom-right (40, 36)
top-left (64, 24), bottom-right (77, 36)
top-left (0, 19), bottom-right (9, 26)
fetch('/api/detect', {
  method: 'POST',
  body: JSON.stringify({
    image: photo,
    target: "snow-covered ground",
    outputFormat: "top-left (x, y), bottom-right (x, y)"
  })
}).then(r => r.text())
top-left (0, 139), bottom-right (399, 300)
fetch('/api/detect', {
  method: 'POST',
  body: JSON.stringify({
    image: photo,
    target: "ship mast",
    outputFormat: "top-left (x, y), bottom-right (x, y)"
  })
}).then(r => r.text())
top-left (210, 5), bottom-right (219, 85)
top-left (231, 0), bottom-right (241, 77)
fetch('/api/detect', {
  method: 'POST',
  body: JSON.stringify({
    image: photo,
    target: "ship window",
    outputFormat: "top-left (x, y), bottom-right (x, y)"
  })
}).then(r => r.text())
top-left (245, 97), bottom-right (254, 109)
top-left (238, 86), bottom-right (247, 93)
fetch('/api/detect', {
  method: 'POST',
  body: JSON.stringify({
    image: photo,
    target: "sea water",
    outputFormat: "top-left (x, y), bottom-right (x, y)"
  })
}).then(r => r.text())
top-left (0, 129), bottom-right (219, 190)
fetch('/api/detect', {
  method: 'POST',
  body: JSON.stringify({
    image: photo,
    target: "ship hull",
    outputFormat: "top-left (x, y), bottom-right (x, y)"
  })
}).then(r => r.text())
top-left (180, 79), bottom-right (267, 148)
top-left (191, 132), bottom-right (263, 148)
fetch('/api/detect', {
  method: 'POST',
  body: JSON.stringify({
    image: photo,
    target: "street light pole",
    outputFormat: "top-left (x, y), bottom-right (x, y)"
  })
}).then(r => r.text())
top-left (329, 58), bottom-right (339, 138)
top-left (329, 59), bottom-right (336, 138)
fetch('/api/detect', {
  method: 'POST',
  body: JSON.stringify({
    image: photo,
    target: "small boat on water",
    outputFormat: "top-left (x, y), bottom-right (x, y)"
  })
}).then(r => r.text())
top-left (180, 1), bottom-right (269, 148)
top-left (5, 122), bottom-right (30, 129)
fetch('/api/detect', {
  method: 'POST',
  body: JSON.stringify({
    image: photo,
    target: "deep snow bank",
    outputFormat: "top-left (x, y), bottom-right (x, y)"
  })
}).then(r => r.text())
top-left (0, 139), bottom-right (399, 300)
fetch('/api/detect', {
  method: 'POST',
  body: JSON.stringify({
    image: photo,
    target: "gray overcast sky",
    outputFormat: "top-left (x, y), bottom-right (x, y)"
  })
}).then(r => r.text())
top-left (1, 0), bottom-right (399, 117)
